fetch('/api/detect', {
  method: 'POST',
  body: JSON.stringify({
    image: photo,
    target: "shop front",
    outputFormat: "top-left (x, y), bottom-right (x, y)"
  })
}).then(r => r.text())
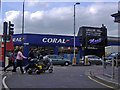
top-left (12, 34), bottom-right (81, 65)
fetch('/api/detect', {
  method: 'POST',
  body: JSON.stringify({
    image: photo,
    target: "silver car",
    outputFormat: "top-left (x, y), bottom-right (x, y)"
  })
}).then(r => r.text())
top-left (45, 55), bottom-right (71, 66)
top-left (84, 55), bottom-right (102, 65)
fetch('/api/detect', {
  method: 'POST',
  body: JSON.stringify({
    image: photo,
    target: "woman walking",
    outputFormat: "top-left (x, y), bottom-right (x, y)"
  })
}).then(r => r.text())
top-left (4, 51), bottom-right (16, 72)
top-left (15, 48), bottom-right (27, 74)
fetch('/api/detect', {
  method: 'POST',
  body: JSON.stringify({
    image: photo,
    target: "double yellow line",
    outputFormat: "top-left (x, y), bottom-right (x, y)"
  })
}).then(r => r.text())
top-left (88, 75), bottom-right (115, 89)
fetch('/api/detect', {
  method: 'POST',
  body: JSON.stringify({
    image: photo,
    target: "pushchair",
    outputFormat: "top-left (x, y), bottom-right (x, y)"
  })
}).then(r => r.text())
top-left (24, 57), bottom-right (41, 74)
top-left (24, 57), bottom-right (53, 74)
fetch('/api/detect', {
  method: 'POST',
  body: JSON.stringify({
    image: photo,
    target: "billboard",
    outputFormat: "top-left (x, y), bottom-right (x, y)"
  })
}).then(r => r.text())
top-left (12, 34), bottom-right (80, 47)
top-left (78, 26), bottom-right (107, 48)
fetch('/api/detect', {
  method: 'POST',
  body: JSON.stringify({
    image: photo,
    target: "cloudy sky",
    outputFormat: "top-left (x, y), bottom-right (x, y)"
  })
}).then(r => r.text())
top-left (1, 0), bottom-right (119, 37)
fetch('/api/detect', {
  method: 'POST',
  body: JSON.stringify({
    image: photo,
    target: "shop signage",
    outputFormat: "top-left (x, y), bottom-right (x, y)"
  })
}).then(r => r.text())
top-left (13, 37), bottom-right (22, 42)
top-left (79, 27), bottom-right (107, 48)
top-left (42, 38), bottom-right (70, 44)
top-left (13, 37), bottom-right (24, 42)
top-left (86, 29), bottom-right (102, 36)
top-left (89, 38), bottom-right (102, 45)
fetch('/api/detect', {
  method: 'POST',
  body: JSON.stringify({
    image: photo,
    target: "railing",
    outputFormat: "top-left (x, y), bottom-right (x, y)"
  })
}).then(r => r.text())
top-left (103, 56), bottom-right (119, 87)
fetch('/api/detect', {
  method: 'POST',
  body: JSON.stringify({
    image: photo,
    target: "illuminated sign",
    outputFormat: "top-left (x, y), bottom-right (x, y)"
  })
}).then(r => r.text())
top-left (42, 38), bottom-right (70, 44)
top-left (89, 38), bottom-right (102, 45)
top-left (78, 26), bottom-right (107, 47)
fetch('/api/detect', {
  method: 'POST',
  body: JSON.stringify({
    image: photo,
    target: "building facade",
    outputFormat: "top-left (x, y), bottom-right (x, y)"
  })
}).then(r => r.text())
top-left (12, 34), bottom-right (81, 65)
top-left (77, 26), bottom-right (107, 58)
top-left (12, 28), bottom-right (120, 65)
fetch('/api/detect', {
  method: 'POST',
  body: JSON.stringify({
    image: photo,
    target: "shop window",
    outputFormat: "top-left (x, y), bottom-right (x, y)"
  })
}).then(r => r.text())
top-left (58, 46), bottom-right (79, 54)
top-left (30, 46), bottom-right (55, 55)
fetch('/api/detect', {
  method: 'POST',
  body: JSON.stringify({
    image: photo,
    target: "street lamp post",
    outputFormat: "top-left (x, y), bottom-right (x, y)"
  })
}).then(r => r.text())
top-left (22, 0), bottom-right (25, 47)
top-left (73, 2), bottom-right (80, 65)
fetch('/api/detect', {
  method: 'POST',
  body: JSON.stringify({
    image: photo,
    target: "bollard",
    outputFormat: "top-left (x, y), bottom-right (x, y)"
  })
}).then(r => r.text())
top-left (72, 57), bottom-right (76, 65)
top-left (84, 56), bottom-right (89, 65)
top-left (112, 57), bottom-right (115, 79)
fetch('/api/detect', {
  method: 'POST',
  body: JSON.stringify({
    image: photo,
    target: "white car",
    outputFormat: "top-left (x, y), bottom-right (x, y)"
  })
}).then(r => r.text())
top-left (80, 55), bottom-right (103, 65)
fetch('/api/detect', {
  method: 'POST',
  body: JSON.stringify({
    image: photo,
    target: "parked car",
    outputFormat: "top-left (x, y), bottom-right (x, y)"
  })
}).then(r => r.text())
top-left (80, 55), bottom-right (102, 65)
top-left (105, 52), bottom-right (120, 66)
top-left (44, 55), bottom-right (71, 66)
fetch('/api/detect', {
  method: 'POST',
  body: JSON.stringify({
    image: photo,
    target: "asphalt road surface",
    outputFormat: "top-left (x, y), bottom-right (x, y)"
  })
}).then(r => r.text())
top-left (4, 65), bottom-right (114, 89)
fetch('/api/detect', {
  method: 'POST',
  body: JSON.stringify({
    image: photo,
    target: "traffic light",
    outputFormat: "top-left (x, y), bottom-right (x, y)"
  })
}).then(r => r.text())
top-left (9, 21), bottom-right (14, 35)
top-left (3, 22), bottom-right (8, 40)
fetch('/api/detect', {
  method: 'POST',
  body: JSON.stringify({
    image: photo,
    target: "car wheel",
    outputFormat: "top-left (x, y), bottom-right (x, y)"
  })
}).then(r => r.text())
top-left (64, 62), bottom-right (69, 66)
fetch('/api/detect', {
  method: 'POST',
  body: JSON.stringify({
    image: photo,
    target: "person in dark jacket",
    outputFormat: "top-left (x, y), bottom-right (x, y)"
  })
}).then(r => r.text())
top-left (4, 51), bottom-right (16, 72)
top-left (28, 49), bottom-right (36, 59)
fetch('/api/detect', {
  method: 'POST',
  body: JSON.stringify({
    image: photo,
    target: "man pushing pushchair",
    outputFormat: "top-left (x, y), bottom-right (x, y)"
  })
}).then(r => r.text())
top-left (43, 55), bottom-right (53, 72)
top-left (24, 55), bottom-right (53, 74)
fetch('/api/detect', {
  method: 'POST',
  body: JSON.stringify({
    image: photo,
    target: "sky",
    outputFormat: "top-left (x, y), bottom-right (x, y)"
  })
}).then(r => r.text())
top-left (0, 0), bottom-right (119, 37)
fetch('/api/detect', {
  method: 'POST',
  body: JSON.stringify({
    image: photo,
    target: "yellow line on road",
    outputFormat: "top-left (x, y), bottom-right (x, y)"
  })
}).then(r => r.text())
top-left (88, 75), bottom-right (114, 89)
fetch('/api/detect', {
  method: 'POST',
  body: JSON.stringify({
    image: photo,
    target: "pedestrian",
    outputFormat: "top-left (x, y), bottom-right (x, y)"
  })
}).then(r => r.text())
top-left (15, 48), bottom-right (27, 74)
top-left (28, 49), bottom-right (36, 59)
top-left (36, 49), bottom-right (42, 59)
top-left (4, 51), bottom-right (16, 72)
top-left (33, 48), bottom-right (37, 57)
top-left (43, 56), bottom-right (53, 67)
top-left (14, 46), bottom-right (19, 57)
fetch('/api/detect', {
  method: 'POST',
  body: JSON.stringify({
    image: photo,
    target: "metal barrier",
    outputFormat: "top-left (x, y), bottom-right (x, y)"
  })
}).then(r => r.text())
top-left (103, 56), bottom-right (112, 78)
top-left (103, 55), bottom-right (119, 87)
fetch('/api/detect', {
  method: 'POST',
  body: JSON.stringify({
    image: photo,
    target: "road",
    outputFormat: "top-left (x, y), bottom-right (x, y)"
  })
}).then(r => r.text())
top-left (4, 65), bottom-right (114, 89)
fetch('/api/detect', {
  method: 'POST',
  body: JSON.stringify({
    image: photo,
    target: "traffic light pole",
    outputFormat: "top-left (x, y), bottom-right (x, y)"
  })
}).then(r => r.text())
top-left (4, 36), bottom-right (7, 68)
top-left (3, 22), bottom-right (8, 68)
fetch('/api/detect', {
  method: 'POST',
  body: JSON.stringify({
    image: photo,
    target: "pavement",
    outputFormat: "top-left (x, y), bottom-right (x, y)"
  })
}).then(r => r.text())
top-left (89, 65), bottom-right (120, 89)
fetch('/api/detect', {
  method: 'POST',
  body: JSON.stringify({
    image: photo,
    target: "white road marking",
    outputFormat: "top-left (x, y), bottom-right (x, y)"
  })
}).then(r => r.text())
top-left (2, 76), bottom-right (9, 90)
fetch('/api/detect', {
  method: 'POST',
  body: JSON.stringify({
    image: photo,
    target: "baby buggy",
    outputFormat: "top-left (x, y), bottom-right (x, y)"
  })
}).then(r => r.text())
top-left (24, 58), bottom-right (41, 74)
top-left (24, 57), bottom-right (53, 74)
